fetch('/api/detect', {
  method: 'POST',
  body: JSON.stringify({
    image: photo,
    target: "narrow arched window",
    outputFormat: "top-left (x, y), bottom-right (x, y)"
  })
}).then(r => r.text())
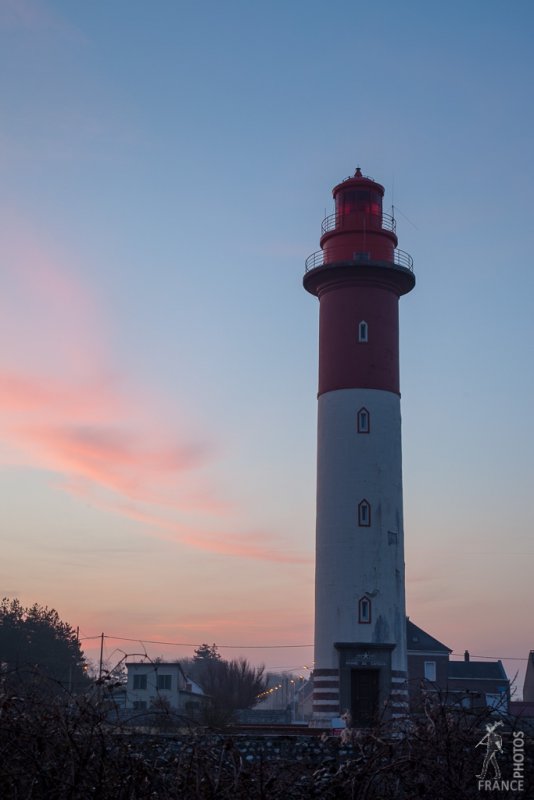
top-left (358, 321), bottom-right (368, 342)
top-left (357, 407), bottom-right (370, 434)
top-left (358, 499), bottom-right (371, 527)
top-left (359, 596), bottom-right (371, 624)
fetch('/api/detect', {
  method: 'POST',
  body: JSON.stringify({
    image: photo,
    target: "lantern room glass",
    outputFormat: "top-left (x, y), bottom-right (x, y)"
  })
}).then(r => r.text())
top-left (336, 189), bottom-right (382, 229)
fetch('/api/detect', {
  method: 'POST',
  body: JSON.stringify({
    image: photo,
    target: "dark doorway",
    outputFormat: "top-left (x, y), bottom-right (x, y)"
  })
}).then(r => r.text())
top-left (350, 669), bottom-right (379, 726)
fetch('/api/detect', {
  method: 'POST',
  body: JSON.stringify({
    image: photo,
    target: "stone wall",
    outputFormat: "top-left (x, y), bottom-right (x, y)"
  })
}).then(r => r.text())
top-left (235, 708), bottom-right (292, 725)
top-left (124, 732), bottom-right (357, 766)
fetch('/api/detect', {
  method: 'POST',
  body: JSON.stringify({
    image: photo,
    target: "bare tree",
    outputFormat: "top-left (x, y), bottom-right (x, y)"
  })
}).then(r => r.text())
top-left (192, 657), bottom-right (268, 727)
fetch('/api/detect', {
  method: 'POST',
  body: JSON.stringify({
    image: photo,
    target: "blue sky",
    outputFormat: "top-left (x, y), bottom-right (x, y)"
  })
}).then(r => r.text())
top-left (1, 0), bottom-right (533, 692)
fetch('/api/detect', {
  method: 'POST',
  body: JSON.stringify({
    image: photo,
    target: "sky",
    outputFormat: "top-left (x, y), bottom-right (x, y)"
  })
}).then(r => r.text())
top-left (1, 0), bottom-right (533, 694)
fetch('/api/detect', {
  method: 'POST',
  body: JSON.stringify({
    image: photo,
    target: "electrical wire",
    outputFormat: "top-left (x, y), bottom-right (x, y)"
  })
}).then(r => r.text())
top-left (78, 633), bottom-right (313, 649)
top-left (450, 652), bottom-right (527, 661)
top-left (77, 634), bottom-right (527, 661)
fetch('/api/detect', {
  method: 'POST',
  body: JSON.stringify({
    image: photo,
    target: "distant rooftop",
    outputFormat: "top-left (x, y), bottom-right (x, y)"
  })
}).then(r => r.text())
top-left (126, 661), bottom-right (183, 667)
top-left (448, 660), bottom-right (508, 681)
top-left (406, 619), bottom-right (451, 654)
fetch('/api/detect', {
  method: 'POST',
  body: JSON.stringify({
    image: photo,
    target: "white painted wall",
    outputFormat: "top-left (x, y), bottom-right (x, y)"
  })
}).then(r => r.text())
top-left (314, 388), bottom-right (407, 672)
top-left (126, 662), bottom-right (188, 710)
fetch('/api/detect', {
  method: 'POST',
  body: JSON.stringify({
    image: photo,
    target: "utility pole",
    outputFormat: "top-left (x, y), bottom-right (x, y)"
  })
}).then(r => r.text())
top-left (98, 632), bottom-right (104, 680)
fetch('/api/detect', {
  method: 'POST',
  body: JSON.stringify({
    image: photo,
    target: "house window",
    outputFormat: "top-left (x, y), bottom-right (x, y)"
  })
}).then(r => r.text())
top-left (357, 407), bottom-right (370, 433)
top-left (358, 321), bottom-right (368, 342)
top-left (358, 500), bottom-right (371, 527)
top-left (358, 596), bottom-right (371, 624)
top-left (157, 674), bottom-right (172, 691)
top-left (486, 693), bottom-right (506, 711)
top-left (424, 661), bottom-right (436, 682)
top-left (133, 674), bottom-right (147, 690)
top-left (133, 700), bottom-right (147, 710)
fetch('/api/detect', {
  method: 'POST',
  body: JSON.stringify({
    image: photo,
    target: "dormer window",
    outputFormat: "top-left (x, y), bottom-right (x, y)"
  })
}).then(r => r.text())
top-left (358, 596), bottom-right (371, 624)
top-left (357, 407), bottom-right (370, 433)
top-left (358, 321), bottom-right (368, 342)
top-left (358, 500), bottom-right (371, 527)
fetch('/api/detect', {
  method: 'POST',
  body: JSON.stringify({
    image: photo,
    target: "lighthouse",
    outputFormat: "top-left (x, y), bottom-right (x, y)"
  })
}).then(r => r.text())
top-left (303, 168), bottom-right (415, 726)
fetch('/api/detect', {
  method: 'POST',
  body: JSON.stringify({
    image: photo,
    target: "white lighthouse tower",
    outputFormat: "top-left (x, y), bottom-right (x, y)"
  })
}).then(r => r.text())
top-left (303, 168), bottom-right (415, 726)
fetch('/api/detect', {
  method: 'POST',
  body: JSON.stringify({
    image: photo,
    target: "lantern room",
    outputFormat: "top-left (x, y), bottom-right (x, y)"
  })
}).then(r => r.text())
top-left (319, 167), bottom-right (398, 266)
top-left (333, 167), bottom-right (383, 229)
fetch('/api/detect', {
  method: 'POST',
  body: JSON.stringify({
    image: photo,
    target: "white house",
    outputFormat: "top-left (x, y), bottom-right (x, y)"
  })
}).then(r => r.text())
top-left (125, 661), bottom-right (206, 717)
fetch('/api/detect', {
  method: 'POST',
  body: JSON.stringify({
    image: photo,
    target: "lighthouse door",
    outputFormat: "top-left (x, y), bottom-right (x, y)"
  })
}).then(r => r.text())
top-left (350, 669), bottom-right (379, 726)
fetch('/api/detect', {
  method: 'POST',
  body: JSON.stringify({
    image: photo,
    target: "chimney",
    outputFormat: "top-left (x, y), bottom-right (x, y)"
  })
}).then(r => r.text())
top-left (464, 650), bottom-right (470, 662)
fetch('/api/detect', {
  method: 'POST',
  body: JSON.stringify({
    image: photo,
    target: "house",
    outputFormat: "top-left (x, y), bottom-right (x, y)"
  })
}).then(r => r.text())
top-left (522, 651), bottom-right (534, 701)
top-left (125, 661), bottom-right (206, 717)
top-left (406, 619), bottom-right (510, 713)
top-left (407, 618), bottom-right (451, 707)
top-left (448, 654), bottom-right (509, 712)
top-left (509, 651), bottom-right (534, 723)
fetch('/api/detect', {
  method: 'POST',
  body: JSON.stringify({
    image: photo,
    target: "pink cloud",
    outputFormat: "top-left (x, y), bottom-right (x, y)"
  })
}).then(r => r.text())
top-left (0, 372), bottom-right (120, 420)
top-left (0, 220), bottom-right (310, 565)
top-left (179, 531), bottom-right (312, 564)
top-left (0, 222), bottom-right (218, 512)
top-left (0, 366), bottom-right (221, 513)
top-left (14, 422), bottom-right (211, 500)
top-left (110, 504), bottom-right (311, 565)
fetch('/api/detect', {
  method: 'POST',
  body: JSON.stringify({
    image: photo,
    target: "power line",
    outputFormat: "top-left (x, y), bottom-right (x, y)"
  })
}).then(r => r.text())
top-left (79, 633), bottom-right (313, 649)
top-left (77, 634), bottom-right (528, 661)
top-left (451, 652), bottom-right (528, 661)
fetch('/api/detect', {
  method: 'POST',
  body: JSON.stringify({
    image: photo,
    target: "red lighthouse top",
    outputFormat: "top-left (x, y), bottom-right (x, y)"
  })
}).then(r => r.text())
top-left (304, 167), bottom-right (414, 297)
top-left (303, 168), bottom-right (415, 396)
top-left (320, 168), bottom-right (397, 267)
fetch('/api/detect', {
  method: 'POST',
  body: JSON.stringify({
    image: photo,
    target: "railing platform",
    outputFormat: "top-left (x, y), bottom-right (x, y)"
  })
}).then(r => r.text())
top-left (304, 248), bottom-right (414, 273)
top-left (321, 211), bottom-right (396, 235)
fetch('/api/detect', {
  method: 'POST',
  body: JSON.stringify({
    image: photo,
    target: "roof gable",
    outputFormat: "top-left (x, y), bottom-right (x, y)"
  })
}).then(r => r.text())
top-left (406, 619), bottom-right (451, 653)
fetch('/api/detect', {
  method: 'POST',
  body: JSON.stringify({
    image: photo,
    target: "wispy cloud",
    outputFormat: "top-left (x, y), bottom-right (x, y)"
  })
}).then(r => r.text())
top-left (109, 504), bottom-right (311, 565)
top-left (14, 422), bottom-right (210, 500)
top-left (0, 220), bottom-right (309, 564)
